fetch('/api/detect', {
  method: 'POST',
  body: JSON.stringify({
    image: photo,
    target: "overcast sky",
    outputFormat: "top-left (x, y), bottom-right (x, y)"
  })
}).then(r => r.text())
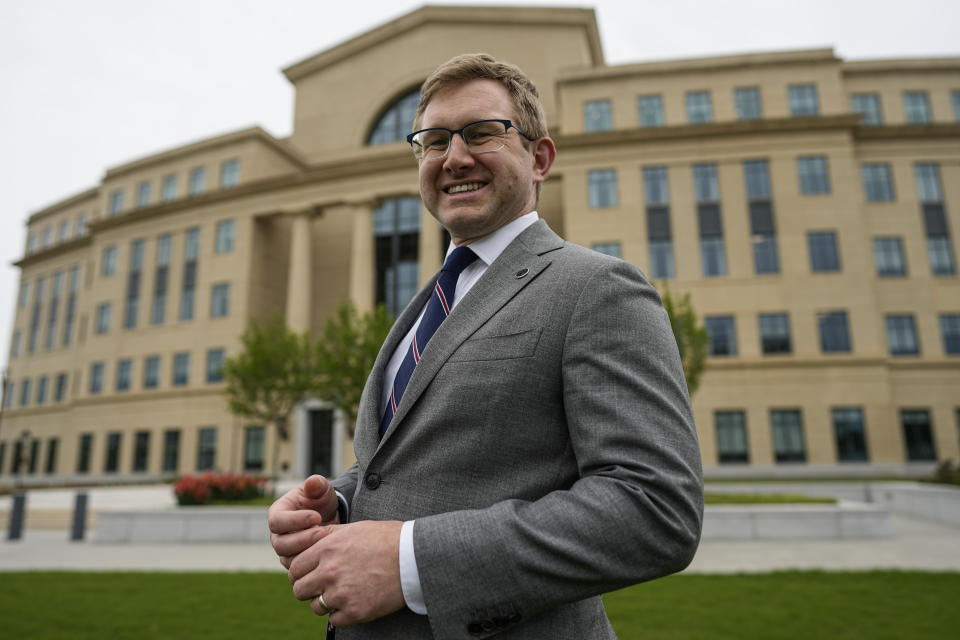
top-left (2, 0), bottom-right (958, 367)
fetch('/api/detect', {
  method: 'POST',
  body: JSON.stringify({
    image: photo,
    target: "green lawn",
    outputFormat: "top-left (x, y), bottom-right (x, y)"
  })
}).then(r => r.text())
top-left (0, 571), bottom-right (956, 639)
top-left (704, 492), bottom-right (836, 505)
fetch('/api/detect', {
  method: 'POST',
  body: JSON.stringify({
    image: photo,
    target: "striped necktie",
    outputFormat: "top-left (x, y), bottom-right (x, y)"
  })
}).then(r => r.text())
top-left (380, 246), bottom-right (479, 438)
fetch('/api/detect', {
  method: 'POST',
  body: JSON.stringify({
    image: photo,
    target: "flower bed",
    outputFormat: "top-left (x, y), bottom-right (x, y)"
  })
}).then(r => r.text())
top-left (173, 472), bottom-right (267, 506)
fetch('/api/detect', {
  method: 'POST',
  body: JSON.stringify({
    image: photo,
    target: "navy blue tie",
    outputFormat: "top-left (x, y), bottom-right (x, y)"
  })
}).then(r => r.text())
top-left (380, 246), bottom-right (479, 438)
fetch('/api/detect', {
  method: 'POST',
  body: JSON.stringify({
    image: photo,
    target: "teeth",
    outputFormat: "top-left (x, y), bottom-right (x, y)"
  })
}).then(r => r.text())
top-left (448, 183), bottom-right (482, 194)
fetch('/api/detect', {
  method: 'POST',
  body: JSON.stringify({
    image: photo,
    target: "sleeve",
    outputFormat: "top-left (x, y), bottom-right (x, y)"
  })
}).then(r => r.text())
top-left (331, 462), bottom-right (360, 521)
top-left (412, 260), bottom-right (704, 638)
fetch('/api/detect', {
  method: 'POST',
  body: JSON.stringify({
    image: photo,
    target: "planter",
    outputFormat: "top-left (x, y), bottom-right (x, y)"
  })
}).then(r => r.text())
top-left (94, 507), bottom-right (268, 543)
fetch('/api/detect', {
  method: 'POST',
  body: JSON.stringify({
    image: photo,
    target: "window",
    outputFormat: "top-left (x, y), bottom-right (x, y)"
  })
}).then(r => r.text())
top-left (374, 198), bottom-right (420, 317)
top-left (637, 94), bottom-right (665, 127)
top-left (116, 359), bottom-right (132, 392)
top-left (588, 169), bottom-right (618, 208)
top-left (788, 84), bottom-right (819, 116)
top-left (694, 163), bottom-right (726, 277)
top-left (20, 378), bottom-right (31, 407)
top-left (591, 242), bottom-right (621, 258)
top-left (161, 174), bottom-right (177, 201)
top-left (818, 311), bottom-right (851, 353)
top-left (715, 411), bottom-right (748, 463)
top-left (215, 219), bottom-right (235, 253)
top-left (173, 352), bottom-right (190, 386)
top-left (759, 313), bottom-right (791, 355)
top-left (35, 375), bottom-right (49, 405)
top-left (102, 245), bottom-right (118, 276)
top-left (95, 302), bottom-right (111, 334)
top-left (3, 381), bottom-right (12, 409)
top-left (220, 159), bottom-right (240, 188)
top-left (808, 231), bottom-right (841, 272)
top-left (940, 314), bottom-right (960, 355)
top-left (163, 429), bottom-right (180, 473)
top-left (136, 181), bottom-right (151, 208)
top-left (744, 159), bottom-right (778, 275)
top-left (180, 227), bottom-right (200, 320)
top-left (206, 348), bottom-right (226, 383)
top-left (188, 167), bottom-right (206, 195)
top-left (735, 87), bottom-right (762, 120)
top-left (862, 164), bottom-right (895, 202)
top-left (915, 163), bottom-right (956, 276)
top-left (151, 234), bottom-right (172, 325)
top-left (144, 356), bottom-right (161, 389)
top-left (75, 214), bottom-right (87, 237)
top-left (90, 362), bottom-right (105, 394)
top-left (26, 233), bottom-right (37, 254)
top-left (953, 90), bottom-right (960, 122)
top-left (851, 93), bottom-right (883, 126)
top-left (368, 87), bottom-right (420, 145)
top-left (109, 189), bottom-right (124, 215)
top-left (244, 426), bottom-right (265, 472)
top-left (685, 91), bottom-right (713, 123)
top-left (133, 431), bottom-right (150, 473)
top-left (58, 220), bottom-right (70, 243)
top-left (705, 316), bottom-right (737, 356)
top-left (76, 434), bottom-right (93, 473)
top-left (644, 166), bottom-right (674, 279)
top-left (11, 330), bottom-right (21, 358)
top-left (771, 409), bottom-right (806, 462)
top-left (197, 427), bottom-right (217, 471)
top-left (54, 373), bottom-right (67, 402)
top-left (18, 281), bottom-right (29, 308)
top-left (886, 314), bottom-right (919, 356)
top-left (797, 156), bottom-right (831, 195)
top-left (0, 442), bottom-right (6, 474)
top-left (124, 239), bottom-right (145, 329)
top-left (210, 283), bottom-right (230, 318)
top-left (901, 409), bottom-right (936, 461)
top-left (583, 100), bottom-right (613, 132)
top-left (42, 226), bottom-right (53, 249)
top-left (28, 276), bottom-right (45, 354)
top-left (104, 432), bottom-right (121, 473)
top-left (833, 408), bottom-right (868, 462)
top-left (903, 91), bottom-right (932, 123)
top-left (873, 237), bottom-right (907, 277)
top-left (62, 266), bottom-right (80, 347)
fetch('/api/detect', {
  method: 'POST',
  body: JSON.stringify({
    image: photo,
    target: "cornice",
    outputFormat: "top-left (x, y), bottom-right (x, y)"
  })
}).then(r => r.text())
top-left (556, 114), bottom-right (861, 149)
top-left (559, 48), bottom-right (839, 84)
top-left (853, 123), bottom-right (960, 141)
top-left (13, 235), bottom-right (93, 269)
top-left (27, 187), bottom-right (99, 223)
top-left (842, 57), bottom-right (960, 75)
top-left (103, 126), bottom-right (308, 180)
top-left (705, 356), bottom-right (960, 372)
top-left (283, 5), bottom-right (603, 83)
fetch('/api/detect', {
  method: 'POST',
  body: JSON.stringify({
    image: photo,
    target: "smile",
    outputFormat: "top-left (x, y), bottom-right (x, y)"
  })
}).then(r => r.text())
top-left (445, 182), bottom-right (484, 194)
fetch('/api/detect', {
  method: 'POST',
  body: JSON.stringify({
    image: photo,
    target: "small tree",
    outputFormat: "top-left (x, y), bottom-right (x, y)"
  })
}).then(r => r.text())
top-left (315, 301), bottom-right (394, 437)
top-left (660, 286), bottom-right (709, 398)
top-left (222, 312), bottom-right (318, 477)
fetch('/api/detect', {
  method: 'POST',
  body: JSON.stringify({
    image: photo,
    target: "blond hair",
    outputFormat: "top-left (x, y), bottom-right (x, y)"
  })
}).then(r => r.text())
top-left (414, 53), bottom-right (548, 140)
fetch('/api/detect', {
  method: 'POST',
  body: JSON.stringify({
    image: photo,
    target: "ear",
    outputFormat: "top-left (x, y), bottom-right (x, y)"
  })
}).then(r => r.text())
top-left (530, 137), bottom-right (557, 185)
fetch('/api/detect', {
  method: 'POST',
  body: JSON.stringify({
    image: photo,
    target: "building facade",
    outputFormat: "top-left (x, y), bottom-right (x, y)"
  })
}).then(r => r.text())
top-left (2, 5), bottom-right (959, 486)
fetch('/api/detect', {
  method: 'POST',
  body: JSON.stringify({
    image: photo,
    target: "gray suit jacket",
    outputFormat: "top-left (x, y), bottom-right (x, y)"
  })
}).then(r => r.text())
top-left (332, 220), bottom-right (703, 639)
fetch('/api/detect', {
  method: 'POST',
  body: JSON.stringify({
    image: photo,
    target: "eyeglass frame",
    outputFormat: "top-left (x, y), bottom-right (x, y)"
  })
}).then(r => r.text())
top-left (406, 119), bottom-right (534, 161)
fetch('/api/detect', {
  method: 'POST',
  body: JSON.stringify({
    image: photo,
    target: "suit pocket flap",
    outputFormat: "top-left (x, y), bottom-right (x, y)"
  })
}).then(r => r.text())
top-left (449, 328), bottom-right (542, 362)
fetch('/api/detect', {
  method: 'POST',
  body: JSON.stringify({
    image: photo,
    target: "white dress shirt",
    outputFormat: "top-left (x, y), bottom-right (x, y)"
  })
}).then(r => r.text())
top-left (382, 211), bottom-right (540, 615)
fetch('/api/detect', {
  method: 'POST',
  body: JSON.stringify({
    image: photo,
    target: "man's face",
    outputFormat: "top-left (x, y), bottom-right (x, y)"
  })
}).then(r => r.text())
top-left (416, 79), bottom-right (554, 246)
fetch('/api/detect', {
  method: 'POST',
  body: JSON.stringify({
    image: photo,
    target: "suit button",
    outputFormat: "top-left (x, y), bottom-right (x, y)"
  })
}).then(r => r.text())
top-left (364, 472), bottom-right (382, 490)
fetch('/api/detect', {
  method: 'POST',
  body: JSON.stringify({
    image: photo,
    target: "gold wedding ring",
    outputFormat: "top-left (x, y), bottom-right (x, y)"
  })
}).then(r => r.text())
top-left (317, 593), bottom-right (334, 615)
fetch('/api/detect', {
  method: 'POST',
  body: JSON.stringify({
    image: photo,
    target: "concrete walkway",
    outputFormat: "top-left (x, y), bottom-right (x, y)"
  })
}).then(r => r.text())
top-left (3, 483), bottom-right (960, 573)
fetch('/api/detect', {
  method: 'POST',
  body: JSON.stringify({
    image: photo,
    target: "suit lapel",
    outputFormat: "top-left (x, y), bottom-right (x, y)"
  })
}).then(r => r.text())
top-left (378, 220), bottom-right (564, 444)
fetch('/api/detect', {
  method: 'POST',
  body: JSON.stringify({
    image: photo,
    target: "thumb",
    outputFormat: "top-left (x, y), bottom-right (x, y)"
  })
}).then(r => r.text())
top-left (303, 474), bottom-right (332, 500)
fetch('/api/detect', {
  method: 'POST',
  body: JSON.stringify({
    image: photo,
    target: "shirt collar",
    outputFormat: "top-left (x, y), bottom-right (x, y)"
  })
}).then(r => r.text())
top-left (444, 211), bottom-right (539, 267)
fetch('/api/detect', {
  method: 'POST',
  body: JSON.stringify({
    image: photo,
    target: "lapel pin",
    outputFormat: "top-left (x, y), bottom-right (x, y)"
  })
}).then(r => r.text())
top-left (514, 267), bottom-right (529, 279)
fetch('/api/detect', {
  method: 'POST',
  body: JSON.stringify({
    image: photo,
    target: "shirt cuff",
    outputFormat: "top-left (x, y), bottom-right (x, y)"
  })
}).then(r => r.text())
top-left (334, 491), bottom-right (349, 524)
top-left (399, 520), bottom-right (427, 615)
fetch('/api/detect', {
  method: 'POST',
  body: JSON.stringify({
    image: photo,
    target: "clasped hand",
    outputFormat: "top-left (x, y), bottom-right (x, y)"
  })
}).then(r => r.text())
top-left (268, 475), bottom-right (405, 627)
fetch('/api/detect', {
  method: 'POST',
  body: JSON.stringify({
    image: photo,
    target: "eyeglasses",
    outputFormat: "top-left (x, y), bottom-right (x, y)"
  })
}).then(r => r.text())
top-left (406, 119), bottom-right (532, 161)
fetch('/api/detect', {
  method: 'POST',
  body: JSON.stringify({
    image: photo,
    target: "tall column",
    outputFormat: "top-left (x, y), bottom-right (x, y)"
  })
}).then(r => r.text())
top-left (419, 203), bottom-right (443, 279)
top-left (345, 202), bottom-right (375, 312)
top-left (285, 210), bottom-right (313, 332)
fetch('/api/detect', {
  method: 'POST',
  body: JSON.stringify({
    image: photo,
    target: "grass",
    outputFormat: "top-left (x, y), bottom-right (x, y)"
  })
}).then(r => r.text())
top-left (704, 492), bottom-right (836, 505)
top-left (0, 571), bottom-right (957, 639)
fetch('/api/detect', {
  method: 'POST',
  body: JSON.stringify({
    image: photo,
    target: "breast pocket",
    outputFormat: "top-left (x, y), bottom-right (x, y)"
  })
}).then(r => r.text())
top-left (448, 327), bottom-right (542, 362)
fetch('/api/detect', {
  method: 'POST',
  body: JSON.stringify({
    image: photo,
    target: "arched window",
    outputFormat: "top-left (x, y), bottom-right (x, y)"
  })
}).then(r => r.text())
top-left (367, 88), bottom-right (421, 146)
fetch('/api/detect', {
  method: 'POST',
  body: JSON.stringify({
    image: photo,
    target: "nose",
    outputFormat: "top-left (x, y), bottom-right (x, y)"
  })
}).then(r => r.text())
top-left (442, 132), bottom-right (474, 172)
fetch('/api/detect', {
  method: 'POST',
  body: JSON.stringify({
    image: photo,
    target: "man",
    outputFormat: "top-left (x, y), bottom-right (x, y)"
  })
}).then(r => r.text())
top-left (269, 53), bottom-right (703, 639)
